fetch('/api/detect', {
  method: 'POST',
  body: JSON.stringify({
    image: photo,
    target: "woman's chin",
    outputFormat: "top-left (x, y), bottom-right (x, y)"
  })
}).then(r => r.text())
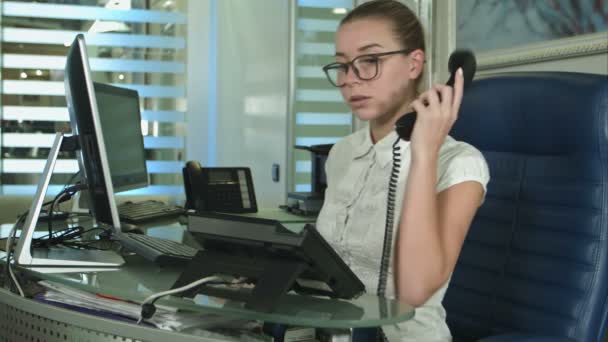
top-left (353, 109), bottom-right (380, 121)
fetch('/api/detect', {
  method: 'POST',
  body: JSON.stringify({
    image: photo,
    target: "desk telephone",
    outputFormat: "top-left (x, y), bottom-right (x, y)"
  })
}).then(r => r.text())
top-left (182, 160), bottom-right (258, 213)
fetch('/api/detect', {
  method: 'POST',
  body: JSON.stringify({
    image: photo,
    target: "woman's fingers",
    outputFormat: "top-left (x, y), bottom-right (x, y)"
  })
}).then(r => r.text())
top-left (411, 98), bottom-right (427, 115)
top-left (432, 84), bottom-right (453, 119)
top-left (451, 68), bottom-right (464, 115)
top-left (417, 89), bottom-right (440, 114)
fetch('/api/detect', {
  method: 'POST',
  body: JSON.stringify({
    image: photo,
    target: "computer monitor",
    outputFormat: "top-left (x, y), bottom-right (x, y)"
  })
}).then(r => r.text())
top-left (94, 82), bottom-right (148, 193)
top-left (64, 34), bottom-right (121, 229)
top-left (12, 34), bottom-right (125, 266)
top-left (173, 212), bottom-right (366, 313)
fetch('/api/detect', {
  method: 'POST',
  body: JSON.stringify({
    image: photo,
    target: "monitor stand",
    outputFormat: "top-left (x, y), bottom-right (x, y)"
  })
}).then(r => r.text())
top-left (12, 132), bottom-right (124, 267)
top-left (70, 191), bottom-right (91, 215)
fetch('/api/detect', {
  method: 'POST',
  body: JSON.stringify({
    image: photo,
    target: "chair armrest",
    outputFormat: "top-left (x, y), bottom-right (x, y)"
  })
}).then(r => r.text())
top-left (477, 334), bottom-right (576, 342)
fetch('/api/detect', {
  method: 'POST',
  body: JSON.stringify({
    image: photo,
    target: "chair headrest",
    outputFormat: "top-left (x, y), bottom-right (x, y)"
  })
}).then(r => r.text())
top-left (451, 72), bottom-right (608, 156)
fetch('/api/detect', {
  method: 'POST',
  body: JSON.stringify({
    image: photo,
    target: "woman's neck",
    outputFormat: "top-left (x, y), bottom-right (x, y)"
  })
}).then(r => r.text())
top-left (370, 118), bottom-right (396, 144)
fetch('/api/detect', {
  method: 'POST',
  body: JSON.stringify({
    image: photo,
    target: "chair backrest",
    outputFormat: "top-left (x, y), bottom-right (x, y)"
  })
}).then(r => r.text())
top-left (445, 72), bottom-right (608, 341)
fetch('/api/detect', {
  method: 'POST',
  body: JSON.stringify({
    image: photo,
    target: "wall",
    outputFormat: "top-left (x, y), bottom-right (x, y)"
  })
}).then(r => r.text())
top-left (187, 0), bottom-right (290, 208)
top-left (216, 0), bottom-right (289, 208)
top-left (433, 2), bottom-right (607, 79)
top-left (479, 53), bottom-right (608, 75)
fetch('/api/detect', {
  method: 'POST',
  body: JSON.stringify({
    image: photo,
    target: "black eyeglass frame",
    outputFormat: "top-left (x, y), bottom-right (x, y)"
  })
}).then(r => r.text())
top-left (322, 48), bottom-right (414, 87)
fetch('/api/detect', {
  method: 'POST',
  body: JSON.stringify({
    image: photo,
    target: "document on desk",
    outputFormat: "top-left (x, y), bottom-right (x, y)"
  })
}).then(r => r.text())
top-left (37, 280), bottom-right (248, 334)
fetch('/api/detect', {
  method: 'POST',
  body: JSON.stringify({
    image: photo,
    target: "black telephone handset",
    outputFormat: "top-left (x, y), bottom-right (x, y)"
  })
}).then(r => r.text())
top-left (182, 160), bottom-right (258, 213)
top-left (395, 50), bottom-right (477, 141)
top-left (183, 160), bottom-right (205, 211)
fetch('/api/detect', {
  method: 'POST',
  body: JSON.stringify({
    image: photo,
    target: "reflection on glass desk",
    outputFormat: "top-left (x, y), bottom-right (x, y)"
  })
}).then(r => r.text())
top-left (1, 211), bottom-right (414, 330)
top-left (194, 208), bottom-right (318, 224)
top-left (20, 255), bottom-right (413, 329)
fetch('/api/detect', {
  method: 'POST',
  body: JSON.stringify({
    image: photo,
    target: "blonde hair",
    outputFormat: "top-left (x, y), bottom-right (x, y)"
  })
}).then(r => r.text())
top-left (341, 0), bottom-right (425, 53)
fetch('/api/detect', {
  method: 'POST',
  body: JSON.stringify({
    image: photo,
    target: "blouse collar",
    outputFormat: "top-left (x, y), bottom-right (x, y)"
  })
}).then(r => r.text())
top-left (353, 127), bottom-right (403, 168)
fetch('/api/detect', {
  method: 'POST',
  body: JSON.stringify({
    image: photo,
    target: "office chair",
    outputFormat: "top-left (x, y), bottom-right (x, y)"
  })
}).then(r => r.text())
top-left (445, 72), bottom-right (608, 342)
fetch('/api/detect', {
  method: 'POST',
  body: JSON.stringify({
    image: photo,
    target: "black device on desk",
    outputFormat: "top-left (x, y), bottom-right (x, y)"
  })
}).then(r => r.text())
top-left (117, 200), bottom-right (185, 224)
top-left (117, 232), bottom-right (198, 266)
top-left (183, 160), bottom-right (258, 213)
top-left (94, 83), bottom-right (187, 224)
top-left (285, 144), bottom-right (332, 215)
top-left (171, 212), bottom-right (365, 313)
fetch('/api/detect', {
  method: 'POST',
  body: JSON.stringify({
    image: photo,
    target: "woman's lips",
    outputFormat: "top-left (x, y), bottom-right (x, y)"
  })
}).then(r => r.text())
top-left (349, 95), bottom-right (370, 108)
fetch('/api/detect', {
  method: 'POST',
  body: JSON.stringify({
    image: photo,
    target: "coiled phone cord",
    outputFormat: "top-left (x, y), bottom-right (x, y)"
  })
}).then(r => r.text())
top-left (377, 136), bottom-right (402, 297)
top-left (375, 136), bottom-right (402, 342)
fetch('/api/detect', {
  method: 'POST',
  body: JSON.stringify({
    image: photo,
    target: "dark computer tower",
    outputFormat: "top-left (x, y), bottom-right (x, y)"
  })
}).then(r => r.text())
top-left (286, 144), bottom-right (333, 215)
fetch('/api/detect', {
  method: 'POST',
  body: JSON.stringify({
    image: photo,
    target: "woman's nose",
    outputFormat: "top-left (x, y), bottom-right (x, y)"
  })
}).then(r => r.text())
top-left (343, 65), bottom-right (360, 85)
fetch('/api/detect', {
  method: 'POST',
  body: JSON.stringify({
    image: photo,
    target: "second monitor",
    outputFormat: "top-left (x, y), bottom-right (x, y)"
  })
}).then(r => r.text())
top-left (94, 82), bottom-right (148, 193)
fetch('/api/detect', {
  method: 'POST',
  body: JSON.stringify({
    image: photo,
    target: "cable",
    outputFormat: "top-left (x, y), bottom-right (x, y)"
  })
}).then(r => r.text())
top-left (375, 137), bottom-right (402, 342)
top-left (33, 226), bottom-right (81, 248)
top-left (33, 226), bottom-right (111, 251)
top-left (46, 191), bottom-right (70, 247)
top-left (3, 211), bottom-right (27, 294)
top-left (136, 275), bottom-right (222, 324)
top-left (377, 136), bottom-right (401, 297)
top-left (46, 183), bottom-right (88, 247)
top-left (46, 171), bottom-right (81, 242)
top-left (3, 176), bottom-right (84, 296)
top-left (3, 173), bottom-right (82, 296)
top-left (135, 275), bottom-right (249, 324)
top-left (5, 224), bottom-right (24, 297)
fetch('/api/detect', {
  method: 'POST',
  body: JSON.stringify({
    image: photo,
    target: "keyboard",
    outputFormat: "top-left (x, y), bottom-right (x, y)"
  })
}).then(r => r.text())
top-left (117, 232), bottom-right (198, 266)
top-left (118, 200), bottom-right (185, 223)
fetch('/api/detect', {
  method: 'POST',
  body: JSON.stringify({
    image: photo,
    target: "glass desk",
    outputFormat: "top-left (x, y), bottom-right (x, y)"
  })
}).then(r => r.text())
top-left (21, 255), bottom-right (413, 329)
top-left (1, 210), bottom-right (414, 339)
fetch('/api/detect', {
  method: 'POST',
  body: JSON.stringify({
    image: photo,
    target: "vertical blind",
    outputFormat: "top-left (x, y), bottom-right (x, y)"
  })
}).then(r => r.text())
top-left (0, 0), bottom-right (187, 196)
top-left (293, 0), bottom-right (354, 192)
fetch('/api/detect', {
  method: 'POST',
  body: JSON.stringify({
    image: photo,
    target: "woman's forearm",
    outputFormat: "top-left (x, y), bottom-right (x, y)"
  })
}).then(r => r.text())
top-left (394, 153), bottom-right (449, 306)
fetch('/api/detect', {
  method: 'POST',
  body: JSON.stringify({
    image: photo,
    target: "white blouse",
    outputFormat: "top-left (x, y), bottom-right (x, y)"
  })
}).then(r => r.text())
top-left (315, 127), bottom-right (490, 341)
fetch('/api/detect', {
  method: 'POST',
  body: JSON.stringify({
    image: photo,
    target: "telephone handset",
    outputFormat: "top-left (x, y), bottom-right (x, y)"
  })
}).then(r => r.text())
top-left (182, 160), bottom-right (258, 213)
top-left (395, 50), bottom-right (477, 141)
top-left (376, 50), bottom-right (478, 299)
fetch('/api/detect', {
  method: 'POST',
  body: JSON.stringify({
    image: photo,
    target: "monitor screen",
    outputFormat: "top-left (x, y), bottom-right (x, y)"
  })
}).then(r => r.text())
top-left (64, 34), bottom-right (121, 229)
top-left (94, 82), bottom-right (148, 193)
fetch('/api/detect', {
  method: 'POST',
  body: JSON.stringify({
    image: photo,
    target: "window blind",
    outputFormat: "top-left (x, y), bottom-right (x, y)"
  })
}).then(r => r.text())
top-left (0, 0), bottom-right (187, 196)
top-left (293, 0), bottom-right (354, 192)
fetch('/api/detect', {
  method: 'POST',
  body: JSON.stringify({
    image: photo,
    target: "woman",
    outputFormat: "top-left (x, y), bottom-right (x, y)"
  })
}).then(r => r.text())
top-left (315, 0), bottom-right (490, 340)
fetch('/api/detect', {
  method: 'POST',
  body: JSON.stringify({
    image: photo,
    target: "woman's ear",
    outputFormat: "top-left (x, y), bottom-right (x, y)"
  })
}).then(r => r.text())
top-left (408, 49), bottom-right (425, 80)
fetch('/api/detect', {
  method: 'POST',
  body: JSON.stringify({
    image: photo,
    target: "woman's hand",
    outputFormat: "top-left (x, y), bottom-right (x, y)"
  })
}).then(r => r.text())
top-left (409, 68), bottom-right (464, 159)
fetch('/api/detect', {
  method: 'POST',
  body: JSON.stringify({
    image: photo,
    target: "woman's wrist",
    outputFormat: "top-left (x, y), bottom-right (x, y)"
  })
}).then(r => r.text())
top-left (410, 146), bottom-right (440, 166)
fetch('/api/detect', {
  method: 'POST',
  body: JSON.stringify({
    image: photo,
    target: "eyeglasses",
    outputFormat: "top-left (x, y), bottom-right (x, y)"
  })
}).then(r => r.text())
top-left (322, 48), bottom-right (413, 87)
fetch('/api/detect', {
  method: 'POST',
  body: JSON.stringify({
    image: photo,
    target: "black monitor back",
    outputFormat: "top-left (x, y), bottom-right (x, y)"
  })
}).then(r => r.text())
top-left (65, 34), bottom-right (120, 228)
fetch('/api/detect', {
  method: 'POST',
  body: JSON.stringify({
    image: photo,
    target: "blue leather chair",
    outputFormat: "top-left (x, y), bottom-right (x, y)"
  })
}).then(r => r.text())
top-left (445, 72), bottom-right (608, 342)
